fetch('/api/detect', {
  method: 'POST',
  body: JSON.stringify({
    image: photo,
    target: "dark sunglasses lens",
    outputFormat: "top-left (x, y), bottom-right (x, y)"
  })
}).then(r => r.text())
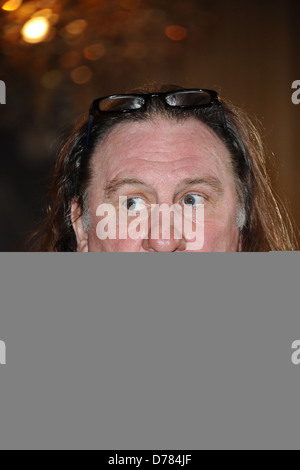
top-left (98, 96), bottom-right (145, 112)
top-left (166, 91), bottom-right (213, 107)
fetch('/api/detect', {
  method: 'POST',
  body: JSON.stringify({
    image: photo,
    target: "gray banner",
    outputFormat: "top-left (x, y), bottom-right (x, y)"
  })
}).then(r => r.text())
top-left (0, 253), bottom-right (299, 449)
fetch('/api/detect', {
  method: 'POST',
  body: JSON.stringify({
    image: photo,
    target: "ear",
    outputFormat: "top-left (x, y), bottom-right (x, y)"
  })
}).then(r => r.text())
top-left (71, 199), bottom-right (88, 252)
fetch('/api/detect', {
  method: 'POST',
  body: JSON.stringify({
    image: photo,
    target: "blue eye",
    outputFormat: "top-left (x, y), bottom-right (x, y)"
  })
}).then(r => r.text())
top-left (182, 194), bottom-right (204, 206)
top-left (126, 198), bottom-right (147, 211)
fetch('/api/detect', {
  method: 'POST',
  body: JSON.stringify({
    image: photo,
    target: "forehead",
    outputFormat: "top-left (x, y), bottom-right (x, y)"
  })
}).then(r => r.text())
top-left (90, 117), bottom-right (234, 185)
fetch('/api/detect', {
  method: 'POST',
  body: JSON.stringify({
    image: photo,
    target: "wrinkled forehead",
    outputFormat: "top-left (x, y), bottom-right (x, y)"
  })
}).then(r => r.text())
top-left (90, 117), bottom-right (234, 183)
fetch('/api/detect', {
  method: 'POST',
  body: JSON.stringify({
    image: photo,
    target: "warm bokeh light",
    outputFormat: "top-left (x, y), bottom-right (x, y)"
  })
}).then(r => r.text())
top-left (165, 25), bottom-right (188, 41)
top-left (21, 17), bottom-right (50, 44)
top-left (70, 65), bottom-right (93, 85)
top-left (65, 19), bottom-right (87, 36)
top-left (2, 0), bottom-right (22, 12)
top-left (32, 9), bottom-right (53, 19)
top-left (48, 13), bottom-right (59, 25)
top-left (17, 2), bottom-right (38, 18)
top-left (84, 43), bottom-right (106, 61)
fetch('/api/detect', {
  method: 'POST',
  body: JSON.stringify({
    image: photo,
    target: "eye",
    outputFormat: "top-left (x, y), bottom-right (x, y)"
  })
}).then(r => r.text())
top-left (125, 197), bottom-right (147, 211)
top-left (182, 194), bottom-right (205, 206)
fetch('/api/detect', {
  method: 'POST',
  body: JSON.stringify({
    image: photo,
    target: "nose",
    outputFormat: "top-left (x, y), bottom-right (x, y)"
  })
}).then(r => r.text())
top-left (142, 217), bottom-right (186, 252)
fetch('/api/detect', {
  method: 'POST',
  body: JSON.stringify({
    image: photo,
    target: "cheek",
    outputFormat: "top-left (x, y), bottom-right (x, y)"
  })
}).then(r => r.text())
top-left (89, 239), bottom-right (142, 252)
top-left (87, 215), bottom-right (143, 252)
top-left (202, 219), bottom-right (240, 252)
top-left (87, 232), bottom-right (142, 252)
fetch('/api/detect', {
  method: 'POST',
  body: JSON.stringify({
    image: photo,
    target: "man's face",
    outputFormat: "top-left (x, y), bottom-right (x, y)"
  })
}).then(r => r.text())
top-left (72, 118), bottom-right (243, 252)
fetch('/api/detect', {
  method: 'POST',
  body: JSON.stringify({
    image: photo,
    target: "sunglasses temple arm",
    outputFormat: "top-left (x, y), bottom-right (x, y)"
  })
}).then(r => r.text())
top-left (218, 102), bottom-right (229, 133)
top-left (85, 113), bottom-right (94, 151)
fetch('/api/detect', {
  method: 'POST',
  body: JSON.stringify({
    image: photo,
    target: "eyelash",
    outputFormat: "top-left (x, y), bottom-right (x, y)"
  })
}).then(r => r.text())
top-left (181, 192), bottom-right (207, 202)
top-left (125, 192), bottom-right (208, 204)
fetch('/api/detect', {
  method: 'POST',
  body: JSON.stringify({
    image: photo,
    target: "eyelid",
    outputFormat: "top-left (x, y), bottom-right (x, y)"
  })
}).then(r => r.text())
top-left (179, 192), bottom-right (207, 203)
top-left (107, 191), bottom-right (152, 204)
top-left (126, 194), bottom-right (151, 205)
top-left (125, 196), bottom-right (152, 210)
top-left (126, 196), bottom-right (147, 203)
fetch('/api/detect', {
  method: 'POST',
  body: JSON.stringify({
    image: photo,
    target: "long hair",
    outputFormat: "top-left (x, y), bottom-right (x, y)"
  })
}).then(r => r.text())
top-left (28, 83), bottom-right (299, 251)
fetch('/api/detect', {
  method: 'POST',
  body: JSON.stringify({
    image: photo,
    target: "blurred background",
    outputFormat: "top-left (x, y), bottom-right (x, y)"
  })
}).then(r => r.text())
top-left (0, 0), bottom-right (300, 250)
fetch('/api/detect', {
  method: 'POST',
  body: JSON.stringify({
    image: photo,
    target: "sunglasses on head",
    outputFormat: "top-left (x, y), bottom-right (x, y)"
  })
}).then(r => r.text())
top-left (85, 89), bottom-right (228, 150)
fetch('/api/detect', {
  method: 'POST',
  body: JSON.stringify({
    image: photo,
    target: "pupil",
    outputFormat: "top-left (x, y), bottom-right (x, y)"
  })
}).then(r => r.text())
top-left (185, 196), bottom-right (195, 205)
top-left (127, 200), bottom-right (135, 209)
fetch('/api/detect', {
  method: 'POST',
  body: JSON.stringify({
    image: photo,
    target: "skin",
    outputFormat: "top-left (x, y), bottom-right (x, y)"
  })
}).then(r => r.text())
top-left (71, 117), bottom-right (243, 252)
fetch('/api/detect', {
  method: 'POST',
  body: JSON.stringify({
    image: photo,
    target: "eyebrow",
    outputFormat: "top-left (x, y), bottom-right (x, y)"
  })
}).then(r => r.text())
top-left (177, 177), bottom-right (224, 195)
top-left (104, 178), bottom-right (151, 199)
top-left (103, 176), bottom-right (224, 199)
